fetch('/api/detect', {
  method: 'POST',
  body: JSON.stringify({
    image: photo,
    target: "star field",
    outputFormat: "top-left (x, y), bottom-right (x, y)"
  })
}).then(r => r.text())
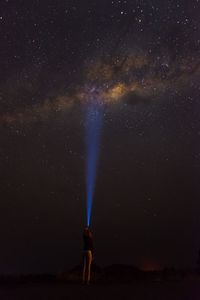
top-left (0, 0), bottom-right (200, 273)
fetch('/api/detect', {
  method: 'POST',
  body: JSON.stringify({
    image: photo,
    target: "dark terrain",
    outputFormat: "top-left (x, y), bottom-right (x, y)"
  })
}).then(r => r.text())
top-left (0, 265), bottom-right (200, 300)
top-left (0, 281), bottom-right (200, 300)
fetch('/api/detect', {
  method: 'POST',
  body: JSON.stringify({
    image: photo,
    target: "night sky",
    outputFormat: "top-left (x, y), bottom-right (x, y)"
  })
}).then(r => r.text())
top-left (1, 0), bottom-right (200, 274)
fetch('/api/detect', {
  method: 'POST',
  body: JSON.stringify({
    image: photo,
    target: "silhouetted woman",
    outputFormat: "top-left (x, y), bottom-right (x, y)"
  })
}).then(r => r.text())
top-left (82, 227), bottom-right (93, 284)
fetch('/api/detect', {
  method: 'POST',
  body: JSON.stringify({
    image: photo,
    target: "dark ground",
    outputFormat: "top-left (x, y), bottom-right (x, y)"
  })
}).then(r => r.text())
top-left (0, 281), bottom-right (200, 300)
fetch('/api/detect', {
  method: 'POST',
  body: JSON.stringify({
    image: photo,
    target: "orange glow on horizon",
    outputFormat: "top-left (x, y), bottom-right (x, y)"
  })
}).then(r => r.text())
top-left (141, 260), bottom-right (161, 271)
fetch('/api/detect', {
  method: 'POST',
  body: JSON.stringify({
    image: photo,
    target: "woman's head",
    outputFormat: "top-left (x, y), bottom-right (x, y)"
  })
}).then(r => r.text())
top-left (83, 227), bottom-right (92, 237)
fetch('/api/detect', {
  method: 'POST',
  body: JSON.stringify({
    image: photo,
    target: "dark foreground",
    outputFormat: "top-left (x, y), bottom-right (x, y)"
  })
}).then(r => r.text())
top-left (0, 281), bottom-right (200, 300)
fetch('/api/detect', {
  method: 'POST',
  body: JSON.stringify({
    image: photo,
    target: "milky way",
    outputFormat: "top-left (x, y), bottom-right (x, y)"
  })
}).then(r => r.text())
top-left (1, 0), bottom-right (200, 126)
top-left (1, 47), bottom-right (200, 125)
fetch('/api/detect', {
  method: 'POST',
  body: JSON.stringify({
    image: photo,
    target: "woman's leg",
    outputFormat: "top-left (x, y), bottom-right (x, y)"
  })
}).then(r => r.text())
top-left (82, 254), bottom-right (86, 283)
top-left (86, 251), bottom-right (92, 284)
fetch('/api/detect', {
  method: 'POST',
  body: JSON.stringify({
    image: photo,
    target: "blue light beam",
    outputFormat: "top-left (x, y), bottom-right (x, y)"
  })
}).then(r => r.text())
top-left (85, 100), bottom-right (103, 227)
